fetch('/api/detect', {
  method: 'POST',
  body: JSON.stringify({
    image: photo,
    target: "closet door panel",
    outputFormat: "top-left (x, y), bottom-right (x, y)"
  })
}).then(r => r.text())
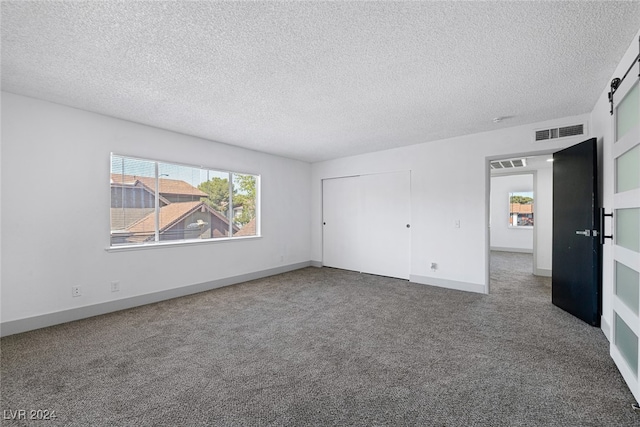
top-left (359, 171), bottom-right (411, 279)
top-left (322, 176), bottom-right (361, 272)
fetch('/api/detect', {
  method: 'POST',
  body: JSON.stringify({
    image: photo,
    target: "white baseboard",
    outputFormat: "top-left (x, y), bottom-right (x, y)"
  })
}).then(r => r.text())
top-left (310, 260), bottom-right (323, 268)
top-left (490, 246), bottom-right (533, 254)
top-left (601, 315), bottom-right (611, 342)
top-left (410, 275), bottom-right (486, 294)
top-left (0, 261), bottom-right (311, 337)
top-left (534, 268), bottom-right (552, 277)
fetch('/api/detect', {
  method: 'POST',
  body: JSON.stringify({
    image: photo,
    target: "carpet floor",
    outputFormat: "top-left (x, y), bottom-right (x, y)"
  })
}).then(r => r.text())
top-left (1, 252), bottom-right (638, 426)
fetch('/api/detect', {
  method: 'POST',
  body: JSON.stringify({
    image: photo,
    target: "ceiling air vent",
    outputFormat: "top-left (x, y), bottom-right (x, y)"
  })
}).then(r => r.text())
top-left (534, 123), bottom-right (585, 142)
top-left (490, 158), bottom-right (527, 170)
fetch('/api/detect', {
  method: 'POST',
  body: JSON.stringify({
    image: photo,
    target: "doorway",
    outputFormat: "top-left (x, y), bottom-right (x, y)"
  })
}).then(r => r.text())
top-left (488, 154), bottom-right (554, 292)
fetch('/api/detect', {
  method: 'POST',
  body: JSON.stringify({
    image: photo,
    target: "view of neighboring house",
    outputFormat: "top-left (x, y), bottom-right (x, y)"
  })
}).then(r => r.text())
top-left (233, 217), bottom-right (256, 237)
top-left (110, 174), bottom-right (246, 244)
top-left (509, 203), bottom-right (534, 226)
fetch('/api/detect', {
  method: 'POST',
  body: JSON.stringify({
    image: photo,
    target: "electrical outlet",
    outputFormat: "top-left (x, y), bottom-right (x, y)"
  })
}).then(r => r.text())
top-left (455, 220), bottom-right (461, 228)
top-left (72, 286), bottom-right (81, 297)
top-left (110, 281), bottom-right (120, 292)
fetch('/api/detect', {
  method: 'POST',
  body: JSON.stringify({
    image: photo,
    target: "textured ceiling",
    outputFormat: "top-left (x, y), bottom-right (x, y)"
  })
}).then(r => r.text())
top-left (2, 2), bottom-right (640, 162)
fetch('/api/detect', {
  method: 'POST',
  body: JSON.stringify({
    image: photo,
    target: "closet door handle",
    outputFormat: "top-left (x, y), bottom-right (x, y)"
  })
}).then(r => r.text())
top-left (406, 224), bottom-right (410, 228)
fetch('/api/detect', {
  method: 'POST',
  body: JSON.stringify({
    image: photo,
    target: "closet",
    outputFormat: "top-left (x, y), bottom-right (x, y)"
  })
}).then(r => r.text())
top-left (322, 171), bottom-right (411, 279)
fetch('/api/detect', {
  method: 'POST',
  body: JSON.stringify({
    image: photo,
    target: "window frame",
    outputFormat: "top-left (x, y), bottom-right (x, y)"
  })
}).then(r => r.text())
top-left (107, 153), bottom-right (261, 251)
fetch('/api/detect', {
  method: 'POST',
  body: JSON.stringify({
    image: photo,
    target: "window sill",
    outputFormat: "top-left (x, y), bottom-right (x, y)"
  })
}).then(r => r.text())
top-left (105, 235), bottom-right (262, 252)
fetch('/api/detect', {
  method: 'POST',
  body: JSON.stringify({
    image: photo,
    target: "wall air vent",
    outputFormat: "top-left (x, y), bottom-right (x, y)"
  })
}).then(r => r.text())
top-left (534, 123), bottom-right (585, 142)
top-left (490, 158), bottom-right (527, 170)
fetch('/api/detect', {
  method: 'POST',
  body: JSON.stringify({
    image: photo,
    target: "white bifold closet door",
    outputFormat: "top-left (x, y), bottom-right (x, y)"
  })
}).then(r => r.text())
top-left (322, 171), bottom-right (411, 280)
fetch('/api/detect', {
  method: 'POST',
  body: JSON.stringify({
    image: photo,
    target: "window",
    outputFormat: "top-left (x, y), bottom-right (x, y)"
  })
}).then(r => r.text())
top-left (110, 154), bottom-right (259, 247)
top-left (509, 191), bottom-right (534, 227)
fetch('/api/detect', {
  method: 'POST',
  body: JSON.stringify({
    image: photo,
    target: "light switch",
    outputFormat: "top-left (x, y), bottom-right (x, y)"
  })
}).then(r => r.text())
top-left (455, 220), bottom-right (460, 228)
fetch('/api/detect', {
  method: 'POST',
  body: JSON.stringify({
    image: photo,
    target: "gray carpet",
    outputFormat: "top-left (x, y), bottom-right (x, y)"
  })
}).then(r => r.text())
top-left (1, 252), bottom-right (638, 426)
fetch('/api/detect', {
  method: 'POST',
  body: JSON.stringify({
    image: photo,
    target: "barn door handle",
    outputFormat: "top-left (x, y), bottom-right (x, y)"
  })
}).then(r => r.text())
top-left (576, 230), bottom-right (591, 236)
top-left (599, 208), bottom-right (613, 245)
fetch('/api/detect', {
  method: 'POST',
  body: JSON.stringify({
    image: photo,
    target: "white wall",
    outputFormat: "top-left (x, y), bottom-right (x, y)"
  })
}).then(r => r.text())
top-left (590, 28), bottom-right (640, 340)
top-left (311, 114), bottom-right (590, 293)
top-left (490, 174), bottom-right (534, 253)
top-left (1, 92), bottom-right (311, 327)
